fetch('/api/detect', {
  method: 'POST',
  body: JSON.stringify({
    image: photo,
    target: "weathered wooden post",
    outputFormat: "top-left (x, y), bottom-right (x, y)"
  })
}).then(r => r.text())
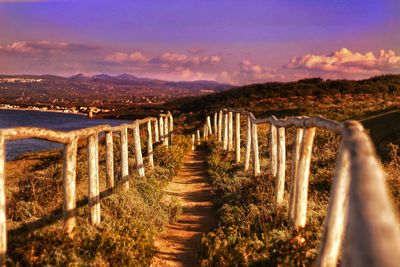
top-left (191, 134), bottom-right (195, 150)
top-left (275, 127), bottom-right (286, 206)
top-left (203, 124), bottom-right (208, 141)
top-left (251, 122), bottom-right (260, 176)
top-left (88, 133), bottom-right (100, 224)
top-left (146, 121), bottom-right (154, 168)
top-left (244, 116), bottom-right (252, 171)
top-left (288, 128), bottom-right (304, 222)
top-left (214, 112), bottom-right (218, 137)
top-left (196, 129), bottom-right (201, 145)
top-left (105, 131), bottom-right (114, 189)
top-left (235, 112), bottom-right (241, 163)
top-left (292, 127), bottom-right (316, 229)
top-left (164, 116), bottom-right (169, 146)
top-left (228, 111), bottom-right (233, 151)
top-left (223, 113), bottom-right (228, 150)
top-left (316, 145), bottom-right (350, 267)
top-left (159, 117), bottom-right (164, 143)
top-left (62, 137), bottom-right (78, 233)
top-left (0, 134), bottom-right (6, 266)
top-left (120, 127), bottom-right (129, 189)
top-left (134, 124), bottom-right (145, 177)
top-left (218, 110), bottom-right (223, 142)
top-left (154, 119), bottom-right (159, 142)
top-left (270, 124), bottom-right (278, 179)
top-left (168, 115), bottom-right (173, 145)
top-left (207, 116), bottom-right (213, 136)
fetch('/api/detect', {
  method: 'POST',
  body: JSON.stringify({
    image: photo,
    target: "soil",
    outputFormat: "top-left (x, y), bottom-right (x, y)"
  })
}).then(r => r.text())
top-left (152, 149), bottom-right (217, 267)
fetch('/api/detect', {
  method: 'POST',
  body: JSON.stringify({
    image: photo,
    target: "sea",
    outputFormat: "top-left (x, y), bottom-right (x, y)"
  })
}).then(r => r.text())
top-left (0, 109), bottom-right (128, 160)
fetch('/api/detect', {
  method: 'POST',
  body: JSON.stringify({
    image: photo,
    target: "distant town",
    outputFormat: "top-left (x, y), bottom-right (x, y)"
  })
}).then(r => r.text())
top-left (0, 74), bottom-right (231, 117)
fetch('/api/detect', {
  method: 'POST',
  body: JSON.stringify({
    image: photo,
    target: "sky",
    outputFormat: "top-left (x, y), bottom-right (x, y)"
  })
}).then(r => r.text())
top-left (0, 0), bottom-right (399, 85)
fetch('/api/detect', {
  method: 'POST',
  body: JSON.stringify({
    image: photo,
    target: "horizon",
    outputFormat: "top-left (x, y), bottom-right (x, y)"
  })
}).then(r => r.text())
top-left (1, 0), bottom-right (399, 85)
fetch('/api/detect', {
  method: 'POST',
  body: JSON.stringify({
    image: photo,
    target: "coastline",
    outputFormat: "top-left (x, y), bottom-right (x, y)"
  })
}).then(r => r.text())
top-left (0, 107), bottom-right (87, 116)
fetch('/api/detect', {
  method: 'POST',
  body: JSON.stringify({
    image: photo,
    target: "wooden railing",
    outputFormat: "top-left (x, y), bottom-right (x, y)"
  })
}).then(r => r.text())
top-left (0, 112), bottom-right (173, 266)
top-left (192, 108), bottom-right (400, 267)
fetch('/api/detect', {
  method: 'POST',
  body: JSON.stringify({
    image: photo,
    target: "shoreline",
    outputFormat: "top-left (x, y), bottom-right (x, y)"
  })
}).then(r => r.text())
top-left (0, 107), bottom-right (87, 116)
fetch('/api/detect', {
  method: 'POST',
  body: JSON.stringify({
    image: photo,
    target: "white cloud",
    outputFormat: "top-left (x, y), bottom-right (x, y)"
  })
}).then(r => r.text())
top-left (286, 48), bottom-right (400, 74)
top-left (104, 51), bottom-right (148, 63)
top-left (0, 41), bottom-right (98, 55)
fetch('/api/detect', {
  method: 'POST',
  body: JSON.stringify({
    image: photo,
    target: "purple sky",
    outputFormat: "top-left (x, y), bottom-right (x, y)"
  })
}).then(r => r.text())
top-left (0, 0), bottom-right (399, 84)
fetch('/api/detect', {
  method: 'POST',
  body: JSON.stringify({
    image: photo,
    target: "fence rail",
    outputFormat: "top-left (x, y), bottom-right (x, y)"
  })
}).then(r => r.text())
top-left (192, 108), bottom-right (400, 267)
top-left (0, 112), bottom-right (173, 266)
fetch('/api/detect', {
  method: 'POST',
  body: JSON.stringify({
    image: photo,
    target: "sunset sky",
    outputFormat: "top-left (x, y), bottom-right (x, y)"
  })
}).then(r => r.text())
top-left (0, 0), bottom-right (399, 85)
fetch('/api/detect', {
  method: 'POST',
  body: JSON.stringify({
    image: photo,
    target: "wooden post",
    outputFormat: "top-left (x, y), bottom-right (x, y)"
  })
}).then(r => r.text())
top-left (191, 134), bottom-right (195, 150)
top-left (218, 110), bottom-right (223, 142)
top-left (159, 117), bottom-right (164, 143)
top-left (292, 127), bottom-right (316, 229)
top-left (288, 128), bottom-right (304, 222)
top-left (62, 137), bottom-right (78, 233)
top-left (228, 111), bottom-right (233, 151)
top-left (316, 145), bottom-right (350, 267)
top-left (342, 121), bottom-right (400, 267)
top-left (235, 112), bottom-right (241, 163)
top-left (0, 134), bottom-right (6, 266)
top-left (223, 113), bottom-right (228, 150)
top-left (251, 122), bottom-right (260, 176)
top-left (88, 133), bottom-right (100, 224)
top-left (169, 115), bottom-right (173, 145)
top-left (244, 116), bottom-right (252, 171)
top-left (207, 116), bottom-right (213, 135)
top-left (120, 127), bottom-right (129, 189)
top-left (134, 125), bottom-right (145, 177)
top-left (154, 119), bottom-right (159, 142)
top-left (146, 121), bottom-right (154, 168)
top-left (275, 127), bottom-right (286, 206)
top-left (203, 124), bottom-right (208, 141)
top-left (164, 116), bottom-right (169, 146)
top-left (270, 124), bottom-right (278, 179)
top-left (196, 129), bottom-right (201, 145)
top-left (105, 131), bottom-right (114, 188)
top-left (214, 112), bottom-right (218, 137)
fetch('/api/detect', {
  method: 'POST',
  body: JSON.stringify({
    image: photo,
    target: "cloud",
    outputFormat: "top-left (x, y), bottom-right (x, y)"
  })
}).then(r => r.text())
top-left (151, 52), bottom-right (222, 66)
top-left (286, 48), bottom-right (400, 74)
top-left (0, 41), bottom-right (98, 55)
top-left (188, 47), bottom-right (204, 54)
top-left (104, 51), bottom-right (148, 63)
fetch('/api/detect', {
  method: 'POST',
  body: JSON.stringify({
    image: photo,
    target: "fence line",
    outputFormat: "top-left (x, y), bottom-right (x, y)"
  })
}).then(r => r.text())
top-left (0, 112), bottom-right (173, 266)
top-left (192, 108), bottom-right (400, 267)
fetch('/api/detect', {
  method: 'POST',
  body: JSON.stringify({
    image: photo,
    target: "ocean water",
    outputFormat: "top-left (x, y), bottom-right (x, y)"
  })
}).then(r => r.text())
top-left (0, 109), bottom-right (128, 160)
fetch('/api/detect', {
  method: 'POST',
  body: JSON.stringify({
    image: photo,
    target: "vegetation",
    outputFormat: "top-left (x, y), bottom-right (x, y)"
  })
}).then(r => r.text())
top-left (198, 128), bottom-right (400, 266)
top-left (6, 134), bottom-right (191, 266)
top-left (163, 74), bottom-right (400, 133)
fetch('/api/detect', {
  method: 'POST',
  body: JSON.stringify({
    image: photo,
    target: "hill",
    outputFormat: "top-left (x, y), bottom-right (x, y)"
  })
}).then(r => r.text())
top-left (166, 74), bottom-right (400, 114)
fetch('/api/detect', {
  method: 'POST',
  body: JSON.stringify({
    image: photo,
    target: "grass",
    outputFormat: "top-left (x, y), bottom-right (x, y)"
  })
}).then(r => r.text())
top-left (198, 126), bottom-right (400, 266)
top-left (6, 134), bottom-right (191, 265)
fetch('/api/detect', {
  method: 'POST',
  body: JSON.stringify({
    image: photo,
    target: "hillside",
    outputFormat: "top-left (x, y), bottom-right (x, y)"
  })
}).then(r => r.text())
top-left (161, 74), bottom-right (400, 136)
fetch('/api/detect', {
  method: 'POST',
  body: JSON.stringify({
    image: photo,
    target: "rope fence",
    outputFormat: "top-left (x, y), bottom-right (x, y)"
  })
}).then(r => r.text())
top-left (191, 108), bottom-right (400, 267)
top-left (0, 112), bottom-right (173, 266)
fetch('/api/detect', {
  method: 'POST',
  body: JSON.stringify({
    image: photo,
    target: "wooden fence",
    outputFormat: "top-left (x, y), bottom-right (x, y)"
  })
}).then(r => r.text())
top-left (0, 112), bottom-right (173, 266)
top-left (192, 108), bottom-right (400, 267)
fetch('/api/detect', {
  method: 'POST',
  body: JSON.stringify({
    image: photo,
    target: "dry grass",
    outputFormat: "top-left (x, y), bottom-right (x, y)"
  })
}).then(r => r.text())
top-left (5, 134), bottom-right (191, 265)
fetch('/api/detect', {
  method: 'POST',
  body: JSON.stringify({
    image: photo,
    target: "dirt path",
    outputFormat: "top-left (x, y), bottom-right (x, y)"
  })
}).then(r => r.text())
top-left (152, 150), bottom-right (217, 267)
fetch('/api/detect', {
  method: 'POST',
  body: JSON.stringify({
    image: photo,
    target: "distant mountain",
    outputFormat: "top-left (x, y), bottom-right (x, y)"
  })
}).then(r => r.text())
top-left (0, 73), bottom-right (232, 108)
